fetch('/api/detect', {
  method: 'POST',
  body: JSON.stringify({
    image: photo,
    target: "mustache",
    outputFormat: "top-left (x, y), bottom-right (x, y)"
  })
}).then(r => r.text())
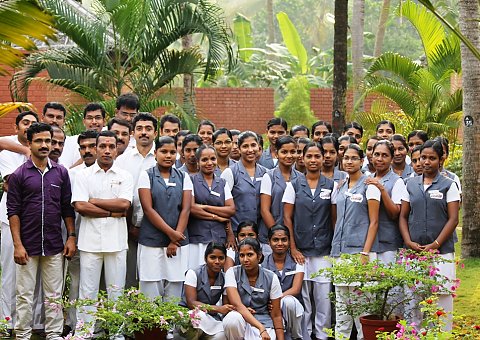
top-left (82, 153), bottom-right (94, 159)
top-left (39, 148), bottom-right (49, 152)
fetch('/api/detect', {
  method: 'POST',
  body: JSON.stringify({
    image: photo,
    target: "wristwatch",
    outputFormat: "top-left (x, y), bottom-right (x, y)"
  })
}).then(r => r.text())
top-left (68, 232), bottom-right (77, 238)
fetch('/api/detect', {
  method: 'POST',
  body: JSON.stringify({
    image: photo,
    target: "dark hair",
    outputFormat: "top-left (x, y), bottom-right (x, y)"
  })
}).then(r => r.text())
top-left (343, 121), bottom-right (364, 136)
top-left (267, 117), bottom-right (288, 131)
top-left (159, 114), bottom-right (181, 129)
top-left (237, 238), bottom-right (263, 264)
top-left (345, 144), bottom-right (365, 159)
top-left (372, 139), bottom-right (395, 157)
top-left (132, 112), bottom-right (158, 130)
top-left (320, 136), bottom-right (339, 151)
top-left (290, 125), bottom-right (310, 137)
top-left (338, 135), bottom-right (357, 144)
top-left (303, 141), bottom-right (324, 156)
top-left (312, 120), bottom-right (332, 136)
top-left (407, 130), bottom-right (428, 143)
top-left (84, 103), bottom-right (106, 118)
top-left (116, 93), bottom-right (140, 110)
top-left (182, 134), bottom-right (203, 151)
top-left (275, 135), bottom-right (296, 151)
top-left (212, 128), bottom-right (233, 143)
top-left (16, 111), bottom-right (39, 126)
top-left (237, 131), bottom-right (259, 147)
top-left (43, 102), bottom-right (66, 117)
top-left (376, 120), bottom-right (396, 134)
top-left (107, 117), bottom-right (132, 133)
top-left (195, 144), bottom-right (216, 160)
top-left (26, 123), bottom-right (52, 142)
top-left (267, 225), bottom-right (290, 240)
top-left (51, 125), bottom-right (66, 139)
top-left (204, 241), bottom-right (227, 260)
top-left (390, 134), bottom-right (408, 150)
top-left (197, 120), bottom-right (216, 133)
top-left (366, 135), bottom-right (381, 147)
top-left (411, 144), bottom-right (423, 156)
top-left (257, 134), bottom-right (264, 149)
top-left (237, 220), bottom-right (259, 236)
top-left (230, 129), bottom-right (241, 137)
top-left (77, 129), bottom-right (99, 144)
top-left (174, 130), bottom-right (191, 145)
top-left (96, 130), bottom-right (117, 145)
top-left (296, 137), bottom-right (311, 146)
top-left (421, 140), bottom-right (444, 159)
top-left (155, 136), bottom-right (175, 150)
top-left (434, 136), bottom-right (449, 156)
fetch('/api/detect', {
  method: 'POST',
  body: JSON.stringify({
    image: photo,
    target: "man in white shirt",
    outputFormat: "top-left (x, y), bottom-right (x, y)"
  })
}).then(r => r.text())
top-left (115, 113), bottom-right (157, 288)
top-left (107, 118), bottom-right (132, 156)
top-left (71, 131), bottom-right (133, 337)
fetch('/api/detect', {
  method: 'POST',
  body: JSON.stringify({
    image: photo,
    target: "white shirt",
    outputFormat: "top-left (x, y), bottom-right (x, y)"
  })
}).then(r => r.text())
top-left (69, 163), bottom-right (88, 233)
top-left (58, 135), bottom-right (81, 169)
top-left (220, 168), bottom-right (235, 189)
top-left (282, 181), bottom-right (339, 205)
top-left (391, 178), bottom-right (408, 204)
top-left (115, 145), bottom-right (156, 226)
top-left (224, 267), bottom-right (283, 300)
top-left (71, 162), bottom-right (133, 252)
top-left (137, 170), bottom-right (194, 193)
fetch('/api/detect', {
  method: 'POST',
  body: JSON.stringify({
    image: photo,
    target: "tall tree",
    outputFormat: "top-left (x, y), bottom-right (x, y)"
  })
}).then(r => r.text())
top-left (459, 0), bottom-right (480, 258)
top-left (332, 0), bottom-right (348, 134)
top-left (351, 0), bottom-right (365, 110)
top-left (266, 0), bottom-right (275, 43)
top-left (374, 0), bottom-right (391, 57)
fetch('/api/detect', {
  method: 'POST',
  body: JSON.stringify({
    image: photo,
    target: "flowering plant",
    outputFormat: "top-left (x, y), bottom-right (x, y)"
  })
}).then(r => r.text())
top-left (0, 316), bottom-right (10, 336)
top-left (314, 250), bottom-right (454, 321)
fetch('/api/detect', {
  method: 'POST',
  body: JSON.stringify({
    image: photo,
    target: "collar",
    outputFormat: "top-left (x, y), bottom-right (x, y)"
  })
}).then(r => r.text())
top-left (92, 161), bottom-right (119, 174)
top-left (26, 158), bottom-right (54, 169)
top-left (132, 144), bottom-right (155, 157)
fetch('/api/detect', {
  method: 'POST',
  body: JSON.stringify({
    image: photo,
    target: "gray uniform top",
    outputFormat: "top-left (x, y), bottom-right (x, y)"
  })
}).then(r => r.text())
top-left (331, 174), bottom-right (378, 257)
top-left (258, 167), bottom-right (301, 243)
top-left (232, 265), bottom-right (275, 328)
top-left (263, 252), bottom-right (298, 296)
top-left (400, 163), bottom-right (414, 180)
top-left (139, 166), bottom-right (188, 248)
top-left (333, 168), bottom-right (348, 183)
top-left (258, 148), bottom-right (276, 170)
top-left (371, 170), bottom-right (403, 253)
top-left (189, 173), bottom-right (228, 244)
top-left (178, 164), bottom-right (197, 176)
top-left (406, 173), bottom-right (456, 254)
top-left (291, 174), bottom-right (335, 257)
top-left (230, 161), bottom-right (267, 233)
top-left (214, 159), bottom-right (237, 177)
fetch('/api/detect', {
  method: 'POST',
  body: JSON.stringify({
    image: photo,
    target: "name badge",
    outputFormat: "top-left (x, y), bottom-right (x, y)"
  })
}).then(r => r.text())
top-left (429, 190), bottom-right (443, 200)
top-left (285, 270), bottom-right (296, 276)
top-left (50, 183), bottom-right (60, 188)
top-left (111, 180), bottom-right (121, 185)
top-left (319, 189), bottom-right (331, 200)
top-left (167, 182), bottom-right (176, 187)
top-left (255, 177), bottom-right (263, 182)
top-left (210, 285), bottom-right (222, 290)
top-left (350, 194), bottom-right (364, 203)
top-left (252, 287), bottom-right (265, 293)
top-left (210, 191), bottom-right (221, 197)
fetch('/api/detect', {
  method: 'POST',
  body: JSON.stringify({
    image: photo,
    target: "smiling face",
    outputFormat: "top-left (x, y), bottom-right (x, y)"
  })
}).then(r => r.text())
top-left (213, 133), bottom-right (233, 158)
top-left (303, 145), bottom-right (323, 173)
top-left (198, 124), bottom-right (214, 145)
top-left (313, 125), bottom-right (329, 142)
top-left (182, 141), bottom-right (200, 166)
top-left (155, 142), bottom-right (177, 169)
top-left (198, 148), bottom-right (217, 175)
top-left (377, 124), bottom-right (394, 140)
top-left (110, 123), bottom-right (130, 155)
top-left (344, 127), bottom-right (362, 144)
top-left (83, 109), bottom-right (105, 132)
top-left (205, 248), bottom-right (226, 274)
top-left (269, 229), bottom-right (289, 256)
top-left (392, 140), bottom-right (407, 166)
top-left (15, 114), bottom-right (38, 145)
top-left (365, 138), bottom-right (378, 164)
top-left (267, 124), bottom-right (287, 146)
top-left (408, 135), bottom-right (424, 153)
top-left (43, 108), bottom-right (65, 128)
top-left (342, 148), bottom-right (363, 174)
top-left (134, 120), bottom-right (157, 148)
top-left (29, 130), bottom-right (52, 160)
top-left (239, 136), bottom-right (259, 163)
top-left (277, 142), bottom-right (296, 167)
top-left (161, 121), bottom-right (180, 137)
top-left (420, 147), bottom-right (440, 175)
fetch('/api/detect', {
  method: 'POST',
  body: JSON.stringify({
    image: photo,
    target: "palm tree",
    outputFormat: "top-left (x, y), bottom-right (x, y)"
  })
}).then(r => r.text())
top-left (351, 0), bottom-right (365, 110)
top-left (373, 0), bottom-right (391, 58)
top-left (10, 0), bottom-right (235, 117)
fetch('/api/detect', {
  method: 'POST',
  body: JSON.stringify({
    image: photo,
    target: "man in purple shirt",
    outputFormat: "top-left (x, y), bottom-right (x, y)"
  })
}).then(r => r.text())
top-left (7, 123), bottom-right (76, 340)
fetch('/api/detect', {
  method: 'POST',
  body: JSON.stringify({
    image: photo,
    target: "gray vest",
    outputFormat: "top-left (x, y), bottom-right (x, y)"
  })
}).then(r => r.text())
top-left (233, 265), bottom-right (275, 328)
top-left (291, 174), bottom-right (335, 257)
top-left (333, 168), bottom-right (348, 183)
top-left (258, 148), bottom-right (275, 169)
top-left (180, 264), bottom-right (225, 311)
top-left (401, 163), bottom-right (414, 180)
top-left (258, 167), bottom-right (301, 243)
top-left (263, 253), bottom-right (298, 295)
top-left (372, 170), bottom-right (403, 253)
top-left (406, 173), bottom-right (455, 254)
top-left (331, 174), bottom-right (378, 257)
top-left (139, 166), bottom-right (188, 247)
top-left (189, 173), bottom-right (227, 244)
top-left (230, 161), bottom-right (267, 233)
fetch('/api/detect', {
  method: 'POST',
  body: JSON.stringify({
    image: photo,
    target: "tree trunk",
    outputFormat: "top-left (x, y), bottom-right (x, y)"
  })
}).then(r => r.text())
top-left (266, 0), bottom-right (275, 44)
top-left (373, 0), bottom-right (390, 58)
top-left (332, 0), bottom-right (348, 134)
top-left (352, 0), bottom-right (365, 111)
top-left (182, 35), bottom-right (196, 116)
top-left (459, 0), bottom-right (480, 257)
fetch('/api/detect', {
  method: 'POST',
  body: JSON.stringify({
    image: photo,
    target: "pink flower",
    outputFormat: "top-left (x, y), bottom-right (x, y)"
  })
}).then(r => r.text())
top-left (4, 316), bottom-right (10, 321)
top-left (431, 285), bottom-right (439, 293)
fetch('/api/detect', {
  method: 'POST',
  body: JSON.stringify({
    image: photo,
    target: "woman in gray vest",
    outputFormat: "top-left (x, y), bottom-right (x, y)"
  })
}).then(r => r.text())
top-left (181, 242), bottom-right (233, 340)
top-left (179, 134), bottom-right (202, 175)
top-left (294, 137), bottom-right (310, 174)
top-left (260, 136), bottom-right (301, 248)
top-left (224, 221), bottom-right (259, 271)
top-left (362, 135), bottom-right (381, 175)
top-left (137, 136), bottom-right (192, 300)
top-left (220, 131), bottom-right (267, 234)
top-left (258, 118), bottom-right (288, 170)
top-left (212, 128), bottom-right (237, 173)
top-left (331, 144), bottom-right (381, 339)
top-left (321, 136), bottom-right (348, 184)
top-left (189, 144), bottom-right (236, 268)
top-left (399, 140), bottom-right (460, 330)
top-left (283, 141), bottom-right (337, 340)
top-left (263, 225), bottom-right (308, 340)
top-left (391, 134), bottom-right (414, 180)
top-left (223, 238), bottom-right (285, 340)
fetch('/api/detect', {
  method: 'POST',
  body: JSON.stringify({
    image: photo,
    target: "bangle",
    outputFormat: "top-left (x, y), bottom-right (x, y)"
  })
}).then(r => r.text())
top-left (360, 251), bottom-right (369, 256)
top-left (260, 329), bottom-right (267, 335)
top-left (434, 239), bottom-right (440, 246)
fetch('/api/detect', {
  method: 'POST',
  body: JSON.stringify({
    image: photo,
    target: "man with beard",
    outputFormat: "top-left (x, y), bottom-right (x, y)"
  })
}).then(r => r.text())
top-left (107, 118), bottom-right (131, 156)
top-left (115, 113), bottom-right (157, 288)
top-left (48, 126), bottom-right (66, 164)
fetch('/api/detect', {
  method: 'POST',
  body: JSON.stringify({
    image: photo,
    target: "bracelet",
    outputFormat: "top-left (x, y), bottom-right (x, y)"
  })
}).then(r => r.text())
top-left (108, 211), bottom-right (112, 217)
top-left (260, 329), bottom-right (267, 335)
top-left (360, 251), bottom-right (369, 256)
top-left (434, 239), bottom-right (440, 246)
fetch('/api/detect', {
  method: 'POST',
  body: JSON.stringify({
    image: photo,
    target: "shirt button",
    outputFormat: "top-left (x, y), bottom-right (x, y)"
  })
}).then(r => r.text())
top-left (313, 200), bottom-right (315, 203)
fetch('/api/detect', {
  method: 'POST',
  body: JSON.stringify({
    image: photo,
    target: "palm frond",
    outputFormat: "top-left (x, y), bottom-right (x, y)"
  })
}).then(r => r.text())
top-left (428, 36), bottom-right (461, 79)
top-left (366, 52), bottom-right (421, 86)
top-left (365, 83), bottom-right (418, 117)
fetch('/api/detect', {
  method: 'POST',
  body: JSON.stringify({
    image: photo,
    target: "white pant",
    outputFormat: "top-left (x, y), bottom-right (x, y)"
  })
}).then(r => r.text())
top-left (15, 253), bottom-right (64, 340)
top-left (222, 311), bottom-right (276, 340)
top-left (139, 280), bottom-right (183, 301)
top-left (281, 295), bottom-right (308, 339)
top-left (65, 251), bottom-right (80, 329)
top-left (302, 281), bottom-right (331, 339)
top-left (334, 286), bottom-right (364, 340)
top-left (77, 250), bottom-right (126, 336)
top-left (1, 222), bottom-right (44, 330)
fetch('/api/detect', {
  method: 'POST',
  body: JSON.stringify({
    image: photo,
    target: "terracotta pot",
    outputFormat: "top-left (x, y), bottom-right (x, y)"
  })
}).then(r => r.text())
top-left (359, 315), bottom-right (401, 339)
top-left (134, 327), bottom-right (167, 340)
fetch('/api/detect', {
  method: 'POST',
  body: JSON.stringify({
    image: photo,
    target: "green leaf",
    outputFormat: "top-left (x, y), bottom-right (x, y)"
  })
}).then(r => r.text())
top-left (233, 13), bottom-right (253, 62)
top-left (276, 11), bottom-right (308, 74)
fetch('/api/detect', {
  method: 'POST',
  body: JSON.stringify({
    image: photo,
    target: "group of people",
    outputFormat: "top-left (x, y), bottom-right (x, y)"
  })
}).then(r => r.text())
top-left (0, 93), bottom-right (461, 340)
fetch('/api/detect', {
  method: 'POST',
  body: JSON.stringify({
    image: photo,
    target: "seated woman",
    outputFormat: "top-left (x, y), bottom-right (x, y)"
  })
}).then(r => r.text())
top-left (224, 220), bottom-right (259, 271)
top-left (263, 225), bottom-right (307, 340)
top-left (180, 242), bottom-right (234, 340)
top-left (223, 238), bottom-right (285, 340)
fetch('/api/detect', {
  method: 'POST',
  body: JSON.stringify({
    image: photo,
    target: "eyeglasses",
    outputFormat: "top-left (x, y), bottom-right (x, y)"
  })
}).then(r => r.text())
top-left (343, 156), bottom-right (361, 162)
top-left (84, 115), bottom-right (104, 121)
top-left (214, 140), bottom-right (233, 146)
top-left (118, 111), bottom-right (137, 119)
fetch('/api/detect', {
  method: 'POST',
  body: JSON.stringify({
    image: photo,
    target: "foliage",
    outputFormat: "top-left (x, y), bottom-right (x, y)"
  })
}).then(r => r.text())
top-left (0, 0), bottom-right (56, 75)
top-left (275, 76), bottom-right (316, 128)
top-left (315, 250), bottom-right (454, 321)
top-left (276, 11), bottom-right (308, 74)
top-left (233, 13), bottom-right (253, 62)
top-left (0, 102), bottom-right (35, 119)
top-left (0, 316), bottom-right (10, 337)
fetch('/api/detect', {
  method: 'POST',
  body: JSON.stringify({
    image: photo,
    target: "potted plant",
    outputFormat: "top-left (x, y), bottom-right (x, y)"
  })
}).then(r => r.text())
top-left (315, 249), bottom-right (453, 339)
